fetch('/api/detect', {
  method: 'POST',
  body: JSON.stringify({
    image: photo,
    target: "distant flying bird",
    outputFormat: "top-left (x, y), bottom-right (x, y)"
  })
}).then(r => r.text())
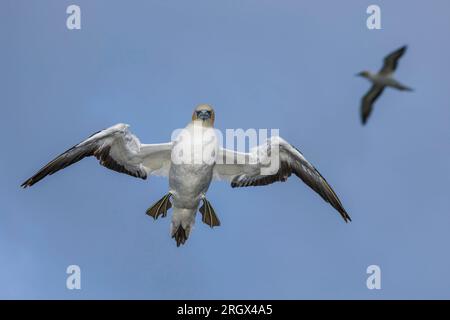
top-left (357, 45), bottom-right (413, 125)
top-left (22, 104), bottom-right (350, 246)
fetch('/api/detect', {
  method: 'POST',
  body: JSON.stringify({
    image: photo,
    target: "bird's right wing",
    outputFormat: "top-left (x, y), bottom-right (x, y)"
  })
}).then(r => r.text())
top-left (214, 137), bottom-right (350, 222)
top-left (21, 124), bottom-right (173, 188)
top-left (361, 85), bottom-right (384, 125)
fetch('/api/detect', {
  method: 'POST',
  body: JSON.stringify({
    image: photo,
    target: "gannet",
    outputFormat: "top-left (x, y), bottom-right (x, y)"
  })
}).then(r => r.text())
top-left (357, 45), bottom-right (413, 125)
top-left (21, 104), bottom-right (350, 246)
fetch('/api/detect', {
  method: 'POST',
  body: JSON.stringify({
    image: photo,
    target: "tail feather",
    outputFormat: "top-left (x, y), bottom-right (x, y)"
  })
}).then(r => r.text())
top-left (394, 83), bottom-right (414, 91)
top-left (172, 225), bottom-right (188, 247)
top-left (170, 207), bottom-right (196, 247)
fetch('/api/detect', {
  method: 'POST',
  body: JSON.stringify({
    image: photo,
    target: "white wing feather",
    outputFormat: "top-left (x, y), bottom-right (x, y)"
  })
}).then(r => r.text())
top-left (21, 123), bottom-right (172, 187)
top-left (213, 137), bottom-right (350, 222)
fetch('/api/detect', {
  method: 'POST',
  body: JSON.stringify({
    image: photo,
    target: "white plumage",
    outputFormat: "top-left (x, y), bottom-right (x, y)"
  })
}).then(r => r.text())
top-left (22, 104), bottom-right (350, 246)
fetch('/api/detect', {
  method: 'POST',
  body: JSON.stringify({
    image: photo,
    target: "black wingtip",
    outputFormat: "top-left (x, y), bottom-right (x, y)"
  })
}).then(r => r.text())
top-left (395, 45), bottom-right (407, 54)
top-left (361, 116), bottom-right (368, 126)
top-left (361, 111), bottom-right (368, 125)
top-left (345, 214), bottom-right (352, 223)
top-left (20, 180), bottom-right (32, 189)
top-left (336, 204), bottom-right (351, 222)
top-left (341, 210), bottom-right (352, 223)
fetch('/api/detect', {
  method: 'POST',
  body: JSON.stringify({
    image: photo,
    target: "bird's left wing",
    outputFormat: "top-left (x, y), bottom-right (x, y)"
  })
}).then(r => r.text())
top-left (214, 137), bottom-right (350, 222)
top-left (380, 45), bottom-right (407, 75)
top-left (21, 123), bottom-right (172, 188)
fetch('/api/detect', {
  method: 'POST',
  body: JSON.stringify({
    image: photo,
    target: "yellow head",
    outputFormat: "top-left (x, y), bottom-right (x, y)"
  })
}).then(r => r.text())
top-left (356, 70), bottom-right (371, 78)
top-left (191, 104), bottom-right (215, 127)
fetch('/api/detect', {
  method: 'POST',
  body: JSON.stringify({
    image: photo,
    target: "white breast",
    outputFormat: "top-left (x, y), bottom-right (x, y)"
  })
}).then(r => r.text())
top-left (171, 124), bottom-right (218, 166)
top-left (169, 124), bottom-right (219, 207)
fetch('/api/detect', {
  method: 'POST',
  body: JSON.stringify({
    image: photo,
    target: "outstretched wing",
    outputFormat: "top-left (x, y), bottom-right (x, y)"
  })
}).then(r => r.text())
top-left (214, 137), bottom-right (350, 222)
top-left (21, 124), bottom-right (172, 188)
top-left (360, 84), bottom-right (385, 125)
top-left (380, 45), bottom-right (407, 75)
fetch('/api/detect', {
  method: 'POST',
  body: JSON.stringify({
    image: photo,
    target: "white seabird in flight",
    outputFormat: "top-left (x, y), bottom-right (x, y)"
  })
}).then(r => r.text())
top-left (22, 104), bottom-right (350, 246)
top-left (357, 45), bottom-right (413, 125)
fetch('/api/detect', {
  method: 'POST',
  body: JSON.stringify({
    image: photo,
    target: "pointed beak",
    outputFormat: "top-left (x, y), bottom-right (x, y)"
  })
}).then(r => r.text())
top-left (197, 110), bottom-right (211, 121)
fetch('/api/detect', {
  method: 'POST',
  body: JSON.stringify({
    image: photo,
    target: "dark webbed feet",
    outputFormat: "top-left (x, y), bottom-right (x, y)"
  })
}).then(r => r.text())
top-left (199, 197), bottom-right (221, 228)
top-left (146, 193), bottom-right (172, 220)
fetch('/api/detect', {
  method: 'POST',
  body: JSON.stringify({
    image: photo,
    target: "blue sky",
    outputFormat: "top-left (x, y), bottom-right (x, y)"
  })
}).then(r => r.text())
top-left (1, 0), bottom-right (449, 299)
